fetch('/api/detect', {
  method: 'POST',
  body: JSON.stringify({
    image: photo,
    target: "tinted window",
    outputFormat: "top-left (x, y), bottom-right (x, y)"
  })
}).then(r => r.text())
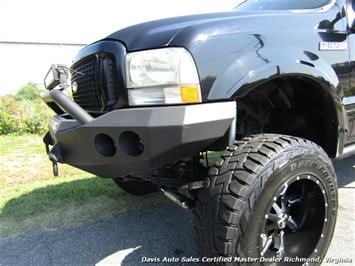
top-left (235, 0), bottom-right (331, 11)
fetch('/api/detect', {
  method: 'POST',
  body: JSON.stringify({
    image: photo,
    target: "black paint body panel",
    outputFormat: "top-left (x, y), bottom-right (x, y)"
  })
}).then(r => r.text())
top-left (69, 0), bottom-right (355, 159)
top-left (104, 0), bottom-right (355, 151)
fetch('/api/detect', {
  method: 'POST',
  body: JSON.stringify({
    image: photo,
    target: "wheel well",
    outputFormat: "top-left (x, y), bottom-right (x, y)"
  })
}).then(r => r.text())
top-left (236, 77), bottom-right (338, 157)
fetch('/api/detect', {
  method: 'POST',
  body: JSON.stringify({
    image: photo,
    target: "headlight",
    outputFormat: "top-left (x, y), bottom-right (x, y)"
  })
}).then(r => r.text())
top-left (125, 48), bottom-right (201, 106)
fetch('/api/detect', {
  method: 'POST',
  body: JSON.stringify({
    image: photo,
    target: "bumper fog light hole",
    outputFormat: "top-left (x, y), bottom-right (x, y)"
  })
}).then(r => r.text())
top-left (119, 131), bottom-right (144, 156)
top-left (95, 134), bottom-right (116, 157)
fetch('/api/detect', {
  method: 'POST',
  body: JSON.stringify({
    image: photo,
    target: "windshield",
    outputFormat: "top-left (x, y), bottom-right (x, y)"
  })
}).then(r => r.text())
top-left (235, 0), bottom-right (332, 11)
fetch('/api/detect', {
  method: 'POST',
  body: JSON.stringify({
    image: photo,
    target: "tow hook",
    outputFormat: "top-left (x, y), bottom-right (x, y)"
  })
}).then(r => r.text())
top-left (43, 132), bottom-right (63, 177)
top-left (50, 156), bottom-right (59, 176)
top-left (160, 188), bottom-right (192, 209)
top-left (48, 144), bottom-right (63, 177)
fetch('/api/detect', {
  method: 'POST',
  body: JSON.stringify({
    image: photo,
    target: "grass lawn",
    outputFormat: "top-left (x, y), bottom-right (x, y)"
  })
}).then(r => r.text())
top-left (0, 135), bottom-right (162, 239)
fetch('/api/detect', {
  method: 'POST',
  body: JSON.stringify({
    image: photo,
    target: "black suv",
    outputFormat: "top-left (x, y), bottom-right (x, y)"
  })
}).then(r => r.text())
top-left (42, 0), bottom-right (355, 263)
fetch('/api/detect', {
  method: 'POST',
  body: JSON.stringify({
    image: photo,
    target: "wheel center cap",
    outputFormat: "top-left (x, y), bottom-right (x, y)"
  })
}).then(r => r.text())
top-left (277, 213), bottom-right (288, 229)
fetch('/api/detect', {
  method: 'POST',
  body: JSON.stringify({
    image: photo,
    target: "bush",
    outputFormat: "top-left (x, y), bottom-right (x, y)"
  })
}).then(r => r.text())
top-left (0, 82), bottom-right (53, 135)
top-left (19, 100), bottom-right (52, 134)
top-left (0, 96), bottom-right (21, 116)
top-left (22, 114), bottom-right (46, 134)
top-left (0, 108), bottom-right (16, 135)
top-left (0, 97), bottom-right (20, 134)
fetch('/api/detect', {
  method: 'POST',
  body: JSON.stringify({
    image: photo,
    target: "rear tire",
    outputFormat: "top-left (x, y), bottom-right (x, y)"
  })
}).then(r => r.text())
top-left (113, 177), bottom-right (157, 196)
top-left (193, 134), bottom-right (337, 265)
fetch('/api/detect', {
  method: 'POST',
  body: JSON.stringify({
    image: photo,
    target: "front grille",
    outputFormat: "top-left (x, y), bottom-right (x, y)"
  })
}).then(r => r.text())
top-left (71, 54), bottom-right (120, 113)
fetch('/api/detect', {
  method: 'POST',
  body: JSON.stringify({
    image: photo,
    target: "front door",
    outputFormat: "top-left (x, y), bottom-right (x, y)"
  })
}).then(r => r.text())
top-left (345, 0), bottom-right (355, 143)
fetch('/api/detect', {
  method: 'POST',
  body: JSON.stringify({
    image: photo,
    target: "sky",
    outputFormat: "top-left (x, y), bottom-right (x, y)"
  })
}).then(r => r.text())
top-left (1, 0), bottom-right (238, 44)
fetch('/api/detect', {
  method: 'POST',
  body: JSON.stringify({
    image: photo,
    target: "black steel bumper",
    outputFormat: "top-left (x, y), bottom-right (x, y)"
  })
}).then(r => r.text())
top-left (42, 89), bottom-right (236, 178)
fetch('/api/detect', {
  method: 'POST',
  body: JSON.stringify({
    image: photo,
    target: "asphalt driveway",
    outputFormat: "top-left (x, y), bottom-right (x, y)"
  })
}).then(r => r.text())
top-left (0, 156), bottom-right (354, 266)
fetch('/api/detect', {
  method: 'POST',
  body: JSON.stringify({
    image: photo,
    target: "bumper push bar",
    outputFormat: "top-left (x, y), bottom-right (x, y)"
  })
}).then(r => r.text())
top-left (42, 89), bottom-right (94, 176)
top-left (48, 89), bottom-right (93, 124)
top-left (42, 88), bottom-right (236, 178)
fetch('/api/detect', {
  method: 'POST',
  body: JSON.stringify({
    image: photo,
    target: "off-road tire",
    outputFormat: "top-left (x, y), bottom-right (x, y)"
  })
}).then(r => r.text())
top-left (194, 134), bottom-right (338, 265)
top-left (113, 178), bottom-right (158, 195)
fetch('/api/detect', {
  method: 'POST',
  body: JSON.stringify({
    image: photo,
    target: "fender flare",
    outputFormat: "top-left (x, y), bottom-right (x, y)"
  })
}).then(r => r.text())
top-left (208, 49), bottom-right (346, 156)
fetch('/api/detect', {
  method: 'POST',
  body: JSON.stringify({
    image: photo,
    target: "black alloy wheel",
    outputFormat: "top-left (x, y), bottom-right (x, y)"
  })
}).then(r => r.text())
top-left (261, 174), bottom-right (328, 262)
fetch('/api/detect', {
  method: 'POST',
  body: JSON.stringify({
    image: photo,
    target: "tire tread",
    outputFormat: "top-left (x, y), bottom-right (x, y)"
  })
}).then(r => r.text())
top-left (193, 134), bottom-right (334, 259)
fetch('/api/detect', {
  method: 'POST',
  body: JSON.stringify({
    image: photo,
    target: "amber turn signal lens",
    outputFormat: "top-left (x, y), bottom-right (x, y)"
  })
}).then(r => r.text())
top-left (180, 85), bottom-right (200, 103)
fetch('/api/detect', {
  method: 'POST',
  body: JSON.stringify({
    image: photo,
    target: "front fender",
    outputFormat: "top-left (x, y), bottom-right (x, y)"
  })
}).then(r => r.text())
top-left (208, 46), bottom-right (341, 99)
top-left (207, 46), bottom-right (346, 156)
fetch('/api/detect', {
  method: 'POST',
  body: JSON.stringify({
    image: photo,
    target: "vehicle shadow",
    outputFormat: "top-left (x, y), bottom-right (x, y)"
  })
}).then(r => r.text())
top-left (333, 155), bottom-right (355, 188)
top-left (0, 156), bottom-right (353, 266)
top-left (0, 199), bottom-right (196, 266)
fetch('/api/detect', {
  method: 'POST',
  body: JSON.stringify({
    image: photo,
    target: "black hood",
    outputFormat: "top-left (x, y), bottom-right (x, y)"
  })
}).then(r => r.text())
top-left (103, 7), bottom-right (344, 103)
top-left (106, 12), bottom-right (249, 51)
top-left (105, 10), bottom-right (308, 52)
